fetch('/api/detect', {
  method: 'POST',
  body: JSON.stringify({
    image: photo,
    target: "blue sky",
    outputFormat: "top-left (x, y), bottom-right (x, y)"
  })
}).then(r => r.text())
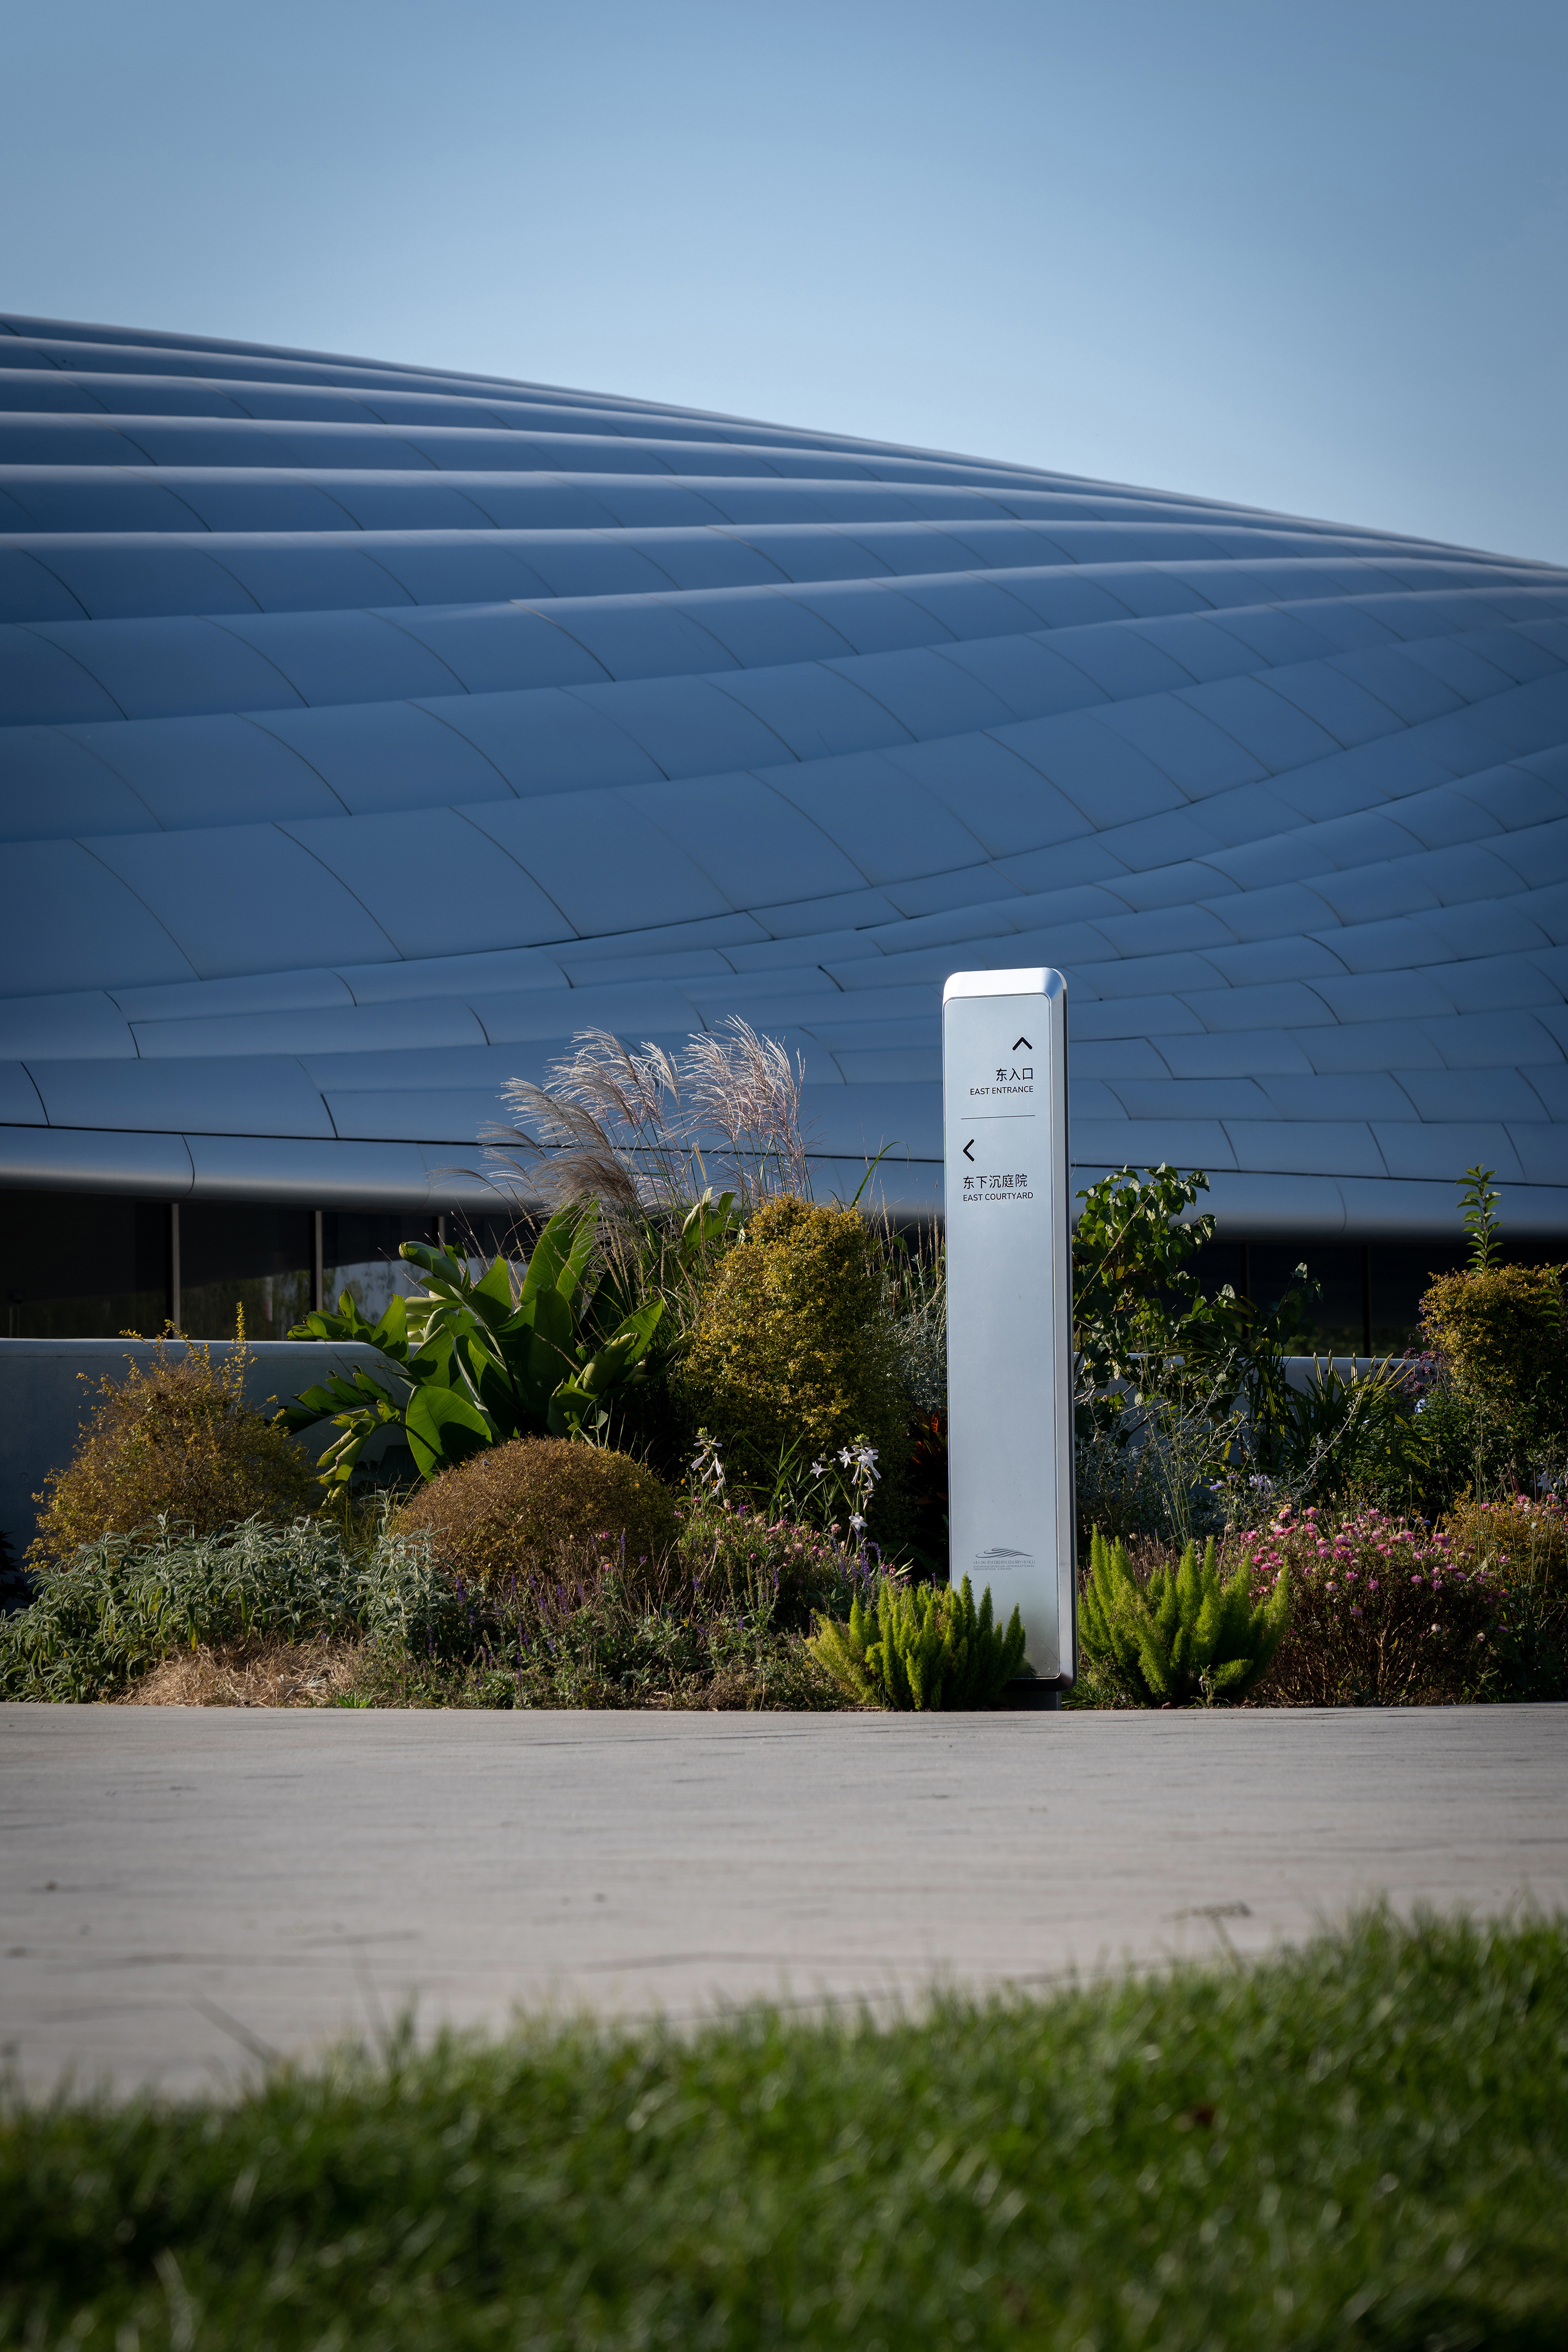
top-left (4, 0), bottom-right (1565, 562)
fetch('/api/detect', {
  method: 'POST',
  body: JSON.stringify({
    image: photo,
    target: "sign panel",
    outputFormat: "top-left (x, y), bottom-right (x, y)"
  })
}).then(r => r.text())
top-left (942, 969), bottom-right (1074, 1687)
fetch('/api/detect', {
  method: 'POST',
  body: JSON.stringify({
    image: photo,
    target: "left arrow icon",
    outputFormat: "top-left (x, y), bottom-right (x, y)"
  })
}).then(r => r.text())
top-left (962, 1138), bottom-right (975, 1161)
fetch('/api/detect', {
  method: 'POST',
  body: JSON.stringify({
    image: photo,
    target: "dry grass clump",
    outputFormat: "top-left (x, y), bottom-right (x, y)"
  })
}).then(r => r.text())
top-left (29, 1319), bottom-right (318, 1571)
top-left (122, 1637), bottom-right (363, 1708)
top-left (390, 1437), bottom-right (677, 1592)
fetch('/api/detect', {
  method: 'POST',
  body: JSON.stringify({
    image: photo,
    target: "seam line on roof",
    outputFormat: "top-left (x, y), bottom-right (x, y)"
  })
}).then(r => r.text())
top-left (11, 547), bottom-right (91, 620)
top-left (448, 806), bottom-right (577, 946)
top-left (400, 698), bottom-right (517, 797)
top-left (501, 605), bottom-right (617, 683)
top-left (16, 620), bottom-right (131, 720)
top-left (602, 782), bottom-right (743, 917)
top-left (584, 527), bottom-right (683, 594)
top-left (348, 606), bottom-right (475, 697)
top-left (71, 839), bottom-right (200, 997)
top-left (266, 821), bottom-right (402, 965)
top-left (54, 724), bottom-right (167, 837)
top-left (235, 712), bottom-right (355, 817)
top-left (195, 614), bottom-right (315, 710)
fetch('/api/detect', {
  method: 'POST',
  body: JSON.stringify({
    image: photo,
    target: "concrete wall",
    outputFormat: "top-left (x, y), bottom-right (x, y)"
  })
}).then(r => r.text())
top-left (0, 1338), bottom-right (389, 1562)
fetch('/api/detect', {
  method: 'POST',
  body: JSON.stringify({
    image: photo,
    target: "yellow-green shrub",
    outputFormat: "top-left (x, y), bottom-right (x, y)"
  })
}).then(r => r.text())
top-left (1421, 1263), bottom-right (1568, 1458)
top-left (29, 1325), bottom-right (318, 1570)
top-left (390, 1437), bottom-right (677, 1591)
top-left (1443, 1491), bottom-right (1568, 1597)
top-left (675, 1196), bottom-right (907, 1509)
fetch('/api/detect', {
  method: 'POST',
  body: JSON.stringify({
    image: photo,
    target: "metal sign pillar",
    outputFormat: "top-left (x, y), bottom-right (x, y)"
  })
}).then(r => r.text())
top-left (941, 967), bottom-right (1075, 1693)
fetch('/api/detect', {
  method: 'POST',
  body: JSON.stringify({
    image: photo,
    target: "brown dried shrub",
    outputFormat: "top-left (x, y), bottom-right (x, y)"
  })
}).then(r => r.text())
top-left (29, 1321), bottom-right (318, 1571)
top-left (390, 1436), bottom-right (677, 1592)
top-left (122, 1636), bottom-right (364, 1707)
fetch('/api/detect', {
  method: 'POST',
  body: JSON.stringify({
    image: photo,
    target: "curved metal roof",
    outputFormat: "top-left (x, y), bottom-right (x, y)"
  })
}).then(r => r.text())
top-left (3, 312), bottom-right (1567, 1235)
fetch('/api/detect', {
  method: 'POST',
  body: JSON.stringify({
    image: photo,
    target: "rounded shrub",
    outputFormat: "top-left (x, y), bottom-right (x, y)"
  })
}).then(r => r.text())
top-left (1420, 1262), bottom-right (1568, 1461)
top-left (390, 1437), bottom-right (677, 1591)
top-left (29, 1327), bottom-right (319, 1570)
top-left (674, 1195), bottom-right (908, 1514)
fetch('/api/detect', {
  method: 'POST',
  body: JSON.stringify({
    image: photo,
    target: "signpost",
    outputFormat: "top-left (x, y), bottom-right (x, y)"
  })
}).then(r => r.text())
top-left (942, 967), bottom-right (1075, 1698)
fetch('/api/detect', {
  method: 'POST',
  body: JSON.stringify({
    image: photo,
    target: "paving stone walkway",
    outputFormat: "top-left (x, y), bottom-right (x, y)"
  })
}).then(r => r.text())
top-left (3, 1705), bottom-right (1563, 2092)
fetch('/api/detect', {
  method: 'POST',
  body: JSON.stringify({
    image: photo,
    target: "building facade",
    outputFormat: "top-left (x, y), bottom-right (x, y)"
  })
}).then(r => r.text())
top-left (5, 313), bottom-right (1568, 1350)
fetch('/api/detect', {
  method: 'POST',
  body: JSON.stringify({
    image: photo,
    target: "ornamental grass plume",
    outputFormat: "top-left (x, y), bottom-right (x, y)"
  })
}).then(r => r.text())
top-left (1238, 1503), bottom-right (1502, 1706)
top-left (489, 1018), bottom-right (813, 1220)
top-left (1079, 1528), bottom-right (1289, 1706)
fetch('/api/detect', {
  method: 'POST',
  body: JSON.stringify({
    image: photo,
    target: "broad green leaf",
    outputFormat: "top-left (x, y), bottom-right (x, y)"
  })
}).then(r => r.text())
top-left (473, 1253), bottom-right (514, 1307)
top-left (368, 1292), bottom-right (408, 1357)
top-left (527, 1283), bottom-right (575, 1356)
top-left (399, 1238), bottom-right (469, 1287)
top-left (404, 1385), bottom-right (493, 1479)
top-left (557, 1208), bottom-right (599, 1297)
top-left (521, 1204), bottom-right (596, 1306)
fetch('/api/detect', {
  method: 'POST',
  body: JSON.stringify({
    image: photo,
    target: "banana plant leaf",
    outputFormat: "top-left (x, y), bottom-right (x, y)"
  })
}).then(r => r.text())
top-left (282, 1203), bottom-right (664, 1485)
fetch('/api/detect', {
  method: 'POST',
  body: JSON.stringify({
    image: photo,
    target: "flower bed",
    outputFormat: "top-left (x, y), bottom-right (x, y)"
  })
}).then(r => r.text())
top-left (1235, 1503), bottom-right (1503, 1705)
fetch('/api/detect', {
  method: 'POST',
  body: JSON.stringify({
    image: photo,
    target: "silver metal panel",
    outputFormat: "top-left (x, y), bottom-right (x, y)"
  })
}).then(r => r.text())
top-left (1, 839), bottom-right (196, 996)
top-left (3, 309), bottom-right (1568, 1233)
top-left (0, 1125), bottom-right (196, 1194)
top-left (0, 727), bottom-right (156, 837)
top-left (282, 809), bottom-right (569, 958)
top-left (86, 826), bottom-right (399, 976)
top-left (26, 1054), bottom-right (335, 1138)
top-left (715, 662), bottom-right (909, 759)
top-left (249, 701), bottom-right (512, 813)
top-left (464, 792), bottom-right (732, 934)
top-left (942, 969), bottom-right (1074, 1684)
top-left (62, 710), bottom-right (340, 826)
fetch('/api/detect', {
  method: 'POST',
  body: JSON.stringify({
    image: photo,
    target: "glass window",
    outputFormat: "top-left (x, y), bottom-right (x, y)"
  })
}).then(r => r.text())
top-left (320, 1210), bottom-right (437, 1324)
top-left (1, 1189), bottom-right (168, 1339)
top-left (178, 1202), bottom-right (314, 1342)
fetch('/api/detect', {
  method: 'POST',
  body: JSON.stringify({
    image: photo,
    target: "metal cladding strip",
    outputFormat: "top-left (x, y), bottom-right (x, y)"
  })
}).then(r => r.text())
top-left (2, 315), bottom-right (1566, 1233)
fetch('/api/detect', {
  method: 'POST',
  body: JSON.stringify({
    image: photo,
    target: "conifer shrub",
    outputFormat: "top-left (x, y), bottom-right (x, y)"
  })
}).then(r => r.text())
top-left (675, 1196), bottom-right (907, 1520)
top-left (810, 1572), bottom-right (1025, 1710)
top-left (1079, 1528), bottom-right (1289, 1706)
top-left (389, 1436), bottom-right (677, 1593)
top-left (28, 1323), bottom-right (318, 1571)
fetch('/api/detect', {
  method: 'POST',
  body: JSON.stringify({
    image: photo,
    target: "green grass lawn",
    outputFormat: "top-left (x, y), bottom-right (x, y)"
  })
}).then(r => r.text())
top-left (4, 1910), bottom-right (1564, 2350)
